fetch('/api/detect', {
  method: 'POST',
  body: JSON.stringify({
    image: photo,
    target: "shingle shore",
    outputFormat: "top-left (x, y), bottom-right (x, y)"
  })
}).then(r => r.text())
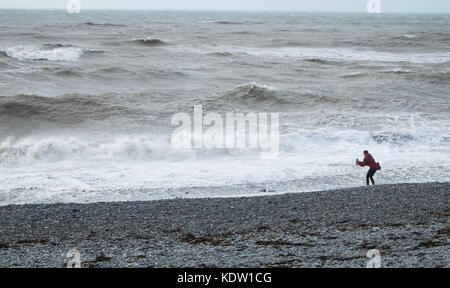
top-left (0, 182), bottom-right (448, 267)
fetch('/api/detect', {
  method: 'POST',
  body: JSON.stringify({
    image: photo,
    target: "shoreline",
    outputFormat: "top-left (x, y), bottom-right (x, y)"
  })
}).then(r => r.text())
top-left (0, 182), bottom-right (448, 267)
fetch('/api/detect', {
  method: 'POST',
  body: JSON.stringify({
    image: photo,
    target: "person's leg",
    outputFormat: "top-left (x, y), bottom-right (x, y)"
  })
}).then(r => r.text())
top-left (366, 170), bottom-right (371, 186)
top-left (368, 169), bottom-right (376, 185)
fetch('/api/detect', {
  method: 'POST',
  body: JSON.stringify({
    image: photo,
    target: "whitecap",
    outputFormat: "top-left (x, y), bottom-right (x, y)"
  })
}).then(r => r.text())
top-left (4, 44), bottom-right (84, 61)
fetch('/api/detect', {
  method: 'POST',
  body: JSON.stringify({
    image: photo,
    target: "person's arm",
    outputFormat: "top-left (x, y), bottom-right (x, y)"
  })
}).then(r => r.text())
top-left (356, 158), bottom-right (367, 167)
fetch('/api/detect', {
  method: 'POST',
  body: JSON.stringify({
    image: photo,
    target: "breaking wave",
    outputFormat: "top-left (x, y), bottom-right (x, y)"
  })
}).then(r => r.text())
top-left (2, 44), bottom-right (105, 61)
top-left (0, 135), bottom-right (183, 164)
top-left (228, 82), bottom-right (280, 101)
top-left (0, 128), bottom-right (425, 165)
top-left (246, 47), bottom-right (450, 64)
top-left (214, 83), bottom-right (338, 108)
top-left (4, 45), bottom-right (83, 61)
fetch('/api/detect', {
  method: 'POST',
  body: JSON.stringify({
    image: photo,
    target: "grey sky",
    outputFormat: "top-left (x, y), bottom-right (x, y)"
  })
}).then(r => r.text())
top-left (1, 0), bottom-right (450, 13)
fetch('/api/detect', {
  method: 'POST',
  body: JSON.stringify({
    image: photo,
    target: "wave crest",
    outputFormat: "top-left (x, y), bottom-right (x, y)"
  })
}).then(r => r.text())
top-left (216, 83), bottom-right (338, 108)
top-left (0, 136), bottom-right (185, 164)
top-left (0, 93), bottom-right (136, 125)
top-left (81, 22), bottom-right (125, 27)
top-left (3, 45), bottom-right (84, 61)
top-left (130, 38), bottom-right (167, 46)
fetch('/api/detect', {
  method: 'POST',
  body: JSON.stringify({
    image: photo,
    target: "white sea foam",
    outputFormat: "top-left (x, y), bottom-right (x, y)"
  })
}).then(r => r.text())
top-left (247, 47), bottom-right (450, 64)
top-left (4, 45), bottom-right (84, 61)
top-left (0, 134), bottom-right (448, 206)
top-left (0, 135), bottom-right (194, 164)
top-left (173, 45), bottom-right (450, 64)
top-left (0, 125), bottom-right (448, 206)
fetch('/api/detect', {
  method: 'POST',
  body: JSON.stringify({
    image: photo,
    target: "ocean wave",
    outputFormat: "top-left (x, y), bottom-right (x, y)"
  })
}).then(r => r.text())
top-left (183, 45), bottom-right (450, 64)
top-left (215, 21), bottom-right (242, 25)
top-left (380, 68), bottom-right (412, 74)
top-left (339, 69), bottom-right (412, 78)
top-left (207, 52), bottom-right (234, 57)
top-left (283, 129), bottom-right (423, 155)
top-left (92, 66), bottom-right (138, 75)
top-left (339, 72), bottom-right (370, 78)
top-left (0, 93), bottom-right (137, 124)
top-left (37, 65), bottom-right (138, 78)
top-left (88, 66), bottom-right (184, 79)
top-left (2, 44), bottom-right (106, 62)
top-left (3, 45), bottom-right (83, 61)
top-left (0, 134), bottom-right (273, 165)
top-left (338, 36), bottom-right (427, 48)
top-left (42, 67), bottom-right (83, 77)
top-left (81, 22), bottom-right (126, 27)
top-left (0, 126), bottom-right (435, 165)
top-left (228, 31), bottom-right (253, 35)
top-left (339, 69), bottom-right (448, 83)
top-left (0, 134), bottom-right (259, 164)
top-left (388, 32), bottom-right (450, 43)
top-left (397, 34), bottom-right (418, 39)
top-left (83, 48), bottom-right (107, 54)
top-left (303, 58), bottom-right (336, 65)
top-left (130, 38), bottom-right (167, 46)
top-left (224, 82), bottom-right (284, 104)
top-left (42, 43), bottom-right (72, 49)
top-left (281, 41), bottom-right (307, 47)
top-left (0, 135), bottom-right (185, 164)
top-left (0, 135), bottom-right (274, 165)
top-left (209, 83), bottom-right (339, 110)
top-left (246, 47), bottom-right (450, 64)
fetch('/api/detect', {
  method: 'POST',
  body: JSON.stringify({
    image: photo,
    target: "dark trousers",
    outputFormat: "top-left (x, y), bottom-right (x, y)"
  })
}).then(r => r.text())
top-left (366, 168), bottom-right (376, 185)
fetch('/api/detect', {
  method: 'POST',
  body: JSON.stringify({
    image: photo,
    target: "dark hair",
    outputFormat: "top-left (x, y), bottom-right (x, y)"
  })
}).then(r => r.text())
top-left (363, 150), bottom-right (369, 154)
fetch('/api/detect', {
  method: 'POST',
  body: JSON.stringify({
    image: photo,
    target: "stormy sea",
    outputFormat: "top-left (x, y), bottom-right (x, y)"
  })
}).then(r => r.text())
top-left (0, 10), bottom-right (449, 205)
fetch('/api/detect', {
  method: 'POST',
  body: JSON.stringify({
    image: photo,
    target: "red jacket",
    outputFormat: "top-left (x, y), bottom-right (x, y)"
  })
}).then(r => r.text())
top-left (357, 153), bottom-right (381, 170)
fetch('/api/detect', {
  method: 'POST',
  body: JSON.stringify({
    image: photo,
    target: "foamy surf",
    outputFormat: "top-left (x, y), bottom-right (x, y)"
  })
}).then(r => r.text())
top-left (0, 141), bottom-right (448, 206)
top-left (173, 45), bottom-right (450, 64)
top-left (0, 11), bottom-right (449, 206)
top-left (3, 45), bottom-right (86, 61)
top-left (0, 123), bottom-right (448, 206)
top-left (242, 47), bottom-right (450, 64)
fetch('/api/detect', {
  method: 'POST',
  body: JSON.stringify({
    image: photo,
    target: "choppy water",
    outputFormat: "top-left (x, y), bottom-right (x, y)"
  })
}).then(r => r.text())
top-left (0, 10), bottom-right (449, 205)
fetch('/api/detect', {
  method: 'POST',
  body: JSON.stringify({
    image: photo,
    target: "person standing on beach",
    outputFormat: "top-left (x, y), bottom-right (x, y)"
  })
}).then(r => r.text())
top-left (356, 150), bottom-right (381, 186)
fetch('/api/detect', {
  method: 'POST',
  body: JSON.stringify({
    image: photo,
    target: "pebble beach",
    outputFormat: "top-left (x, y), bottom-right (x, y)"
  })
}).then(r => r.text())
top-left (0, 182), bottom-right (448, 268)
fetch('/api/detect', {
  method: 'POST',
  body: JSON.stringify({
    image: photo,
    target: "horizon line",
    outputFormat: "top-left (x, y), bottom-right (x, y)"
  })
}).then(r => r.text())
top-left (0, 8), bottom-right (450, 14)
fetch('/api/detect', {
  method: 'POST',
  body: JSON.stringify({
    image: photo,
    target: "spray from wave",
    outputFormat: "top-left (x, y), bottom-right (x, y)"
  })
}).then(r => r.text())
top-left (0, 127), bottom-right (429, 166)
top-left (0, 135), bottom-right (193, 164)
